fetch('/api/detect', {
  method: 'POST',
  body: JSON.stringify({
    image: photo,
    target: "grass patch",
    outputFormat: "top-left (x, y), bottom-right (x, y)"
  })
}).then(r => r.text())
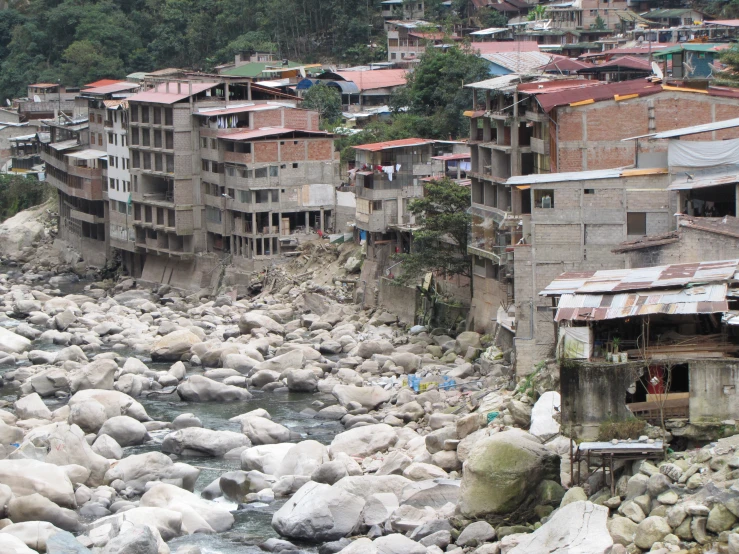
top-left (597, 417), bottom-right (646, 441)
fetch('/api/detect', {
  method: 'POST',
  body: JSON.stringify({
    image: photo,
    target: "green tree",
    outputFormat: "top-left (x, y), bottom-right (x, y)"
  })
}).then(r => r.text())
top-left (398, 44), bottom-right (489, 138)
top-left (476, 7), bottom-right (509, 28)
top-left (716, 45), bottom-right (739, 87)
top-left (394, 177), bottom-right (472, 284)
top-left (301, 83), bottom-right (342, 126)
top-left (0, 174), bottom-right (51, 222)
top-left (528, 4), bottom-right (547, 21)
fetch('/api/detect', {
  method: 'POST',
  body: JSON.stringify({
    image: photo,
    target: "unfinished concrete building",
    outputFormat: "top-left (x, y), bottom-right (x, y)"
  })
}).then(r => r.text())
top-left (465, 74), bottom-right (739, 344)
top-left (123, 80), bottom-right (339, 288)
top-left (42, 116), bottom-right (109, 267)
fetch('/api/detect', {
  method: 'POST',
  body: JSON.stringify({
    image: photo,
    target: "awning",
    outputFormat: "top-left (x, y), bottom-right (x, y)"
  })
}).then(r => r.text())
top-left (667, 172), bottom-right (739, 190)
top-left (431, 153), bottom-right (471, 161)
top-left (66, 149), bottom-right (108, 160)
top-left (516, 185), bottom-right (531, 190)
top-left (49, 140), bottom-right (80, 151)
top-left (554, 283), bottom-right (730, 322)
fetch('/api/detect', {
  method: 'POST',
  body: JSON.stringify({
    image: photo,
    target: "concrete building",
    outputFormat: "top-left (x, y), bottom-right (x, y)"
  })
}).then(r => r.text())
top-left (352, 138), bottom-right (468, 305)
top-left (465, 75), bottom-right (739, 348)
top-left (386, 21), bottom-right (457, 64)
top-left (81, 82), bottom-right (142, 271)
top-left (42, 116), bottom-right (109, 267)
top-left (381, 0), bottom-right (425, 25)
top-left (542, 259), bottom-right (739, 439)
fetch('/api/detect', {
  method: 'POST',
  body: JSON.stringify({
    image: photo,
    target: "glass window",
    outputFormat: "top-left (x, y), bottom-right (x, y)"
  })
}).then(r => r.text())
top-left (269, 165), bottom-right (278, 177)
top-left (141, 106), bottom-right (149, 123)
top-left (240, 190), bottom-right (250, 203)
top-left (153, 107), bottom-right (161, 124)
top-left (255, 167), bottom-right (267, 179)
top-left (164, 108), bottom-right (173, 125)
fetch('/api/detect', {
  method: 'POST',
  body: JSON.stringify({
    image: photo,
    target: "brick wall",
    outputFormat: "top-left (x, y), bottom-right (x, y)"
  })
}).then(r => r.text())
top-left (253, 109), bottom-right (282, 128)
top-left (307, 139), bottom-right (333, 161)
top-left (255, 142), bottom-right (278, 163)
top-left (626, 226), bottom-right (739, 268)
top-left (280, 140), bottom-right (305, 162)
top-left (554, 92), bottom-right (739, 172)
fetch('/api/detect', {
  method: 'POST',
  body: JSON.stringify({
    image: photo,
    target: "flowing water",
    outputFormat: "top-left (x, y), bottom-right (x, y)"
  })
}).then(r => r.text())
top-left (0, 270), bottom-right (341, 553)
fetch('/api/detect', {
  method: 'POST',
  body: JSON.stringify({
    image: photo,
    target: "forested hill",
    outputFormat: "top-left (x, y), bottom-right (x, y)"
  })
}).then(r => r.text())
top-left (0, 0), bottom-right (460, 103)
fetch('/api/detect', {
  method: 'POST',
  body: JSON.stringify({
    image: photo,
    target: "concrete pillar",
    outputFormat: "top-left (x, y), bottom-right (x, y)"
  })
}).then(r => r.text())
top-left (319, 208), bottom-right (324, 231)
top-left (251, 212), bottom-right (256, 234)
top-left (735, 184), bottom-right (739, 217)
top-left (511, 90), bottom-right (521, 177)
top-left (305, 211), bottom-right (309, 230)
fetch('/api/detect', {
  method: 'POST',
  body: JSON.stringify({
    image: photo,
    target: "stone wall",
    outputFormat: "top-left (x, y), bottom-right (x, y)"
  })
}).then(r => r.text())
top-left (378, 278), bottom-right (418, 325)
top-left (689, 360), bottom-right (739, 423)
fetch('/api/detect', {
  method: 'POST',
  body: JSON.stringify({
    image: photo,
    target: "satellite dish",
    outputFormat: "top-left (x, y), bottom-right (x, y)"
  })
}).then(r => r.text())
top-left (5, 99), bottom-right (10, 106)
top-left (652, 62), bottom-right (664, 80)
top-left (33, 95), bottom-right (41, 103)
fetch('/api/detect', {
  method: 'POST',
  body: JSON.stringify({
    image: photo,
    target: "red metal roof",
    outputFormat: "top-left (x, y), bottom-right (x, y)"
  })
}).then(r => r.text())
top-left (535, 80), bottom-right (663, 112)
top-left (82, 82), bottom-right (141, 95)
top-left (471, 41), bottom-right (540, 55)
top-left (84, 79), bottom-right (123, 88)
top-left (353, 138), bottom-right (435, 151)
top-left (220, 127), bottom-right (330, 141)
top-left (589, 56), bottom-right (652, 71)
top-left (335, 69), bottom-right (407, 92)
top-left (126, 82), bottom-right (220, 104)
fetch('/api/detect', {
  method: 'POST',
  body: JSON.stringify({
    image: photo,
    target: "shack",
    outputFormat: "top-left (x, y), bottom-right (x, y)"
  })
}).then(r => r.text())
top-left (540, 259), bottom-right (739, 440)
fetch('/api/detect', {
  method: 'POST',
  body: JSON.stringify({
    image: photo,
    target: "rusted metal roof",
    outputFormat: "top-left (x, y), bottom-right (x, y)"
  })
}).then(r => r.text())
top-left (667, 171), bottom-right (739, 190)
top-left (482, 51), bottom-right (558, 73)
top-left (431, 153), bottom-right (471, 160)
top-left (542, 259), bottom-right (739, 297)
top-left (353, 138), bottom-right (435, 151)
top-left (612, 232), bottom-right (681, 253)
top-left (220, 127), bottom-right (330, 141)
top-left (554, 284), bottom-right (729, 322)
top-left (535, 80), bottom-right (662, 112)
top-left (82, 82), bottom-right (140, 96)
top-left (471, 41), bottom-right (540, 54)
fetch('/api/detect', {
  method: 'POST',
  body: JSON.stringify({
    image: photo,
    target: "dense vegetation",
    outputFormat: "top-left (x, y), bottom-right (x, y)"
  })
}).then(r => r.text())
top-left (0, 174), bottom-right (52, 222)
top-left (0, 0), bottom-right (480, 104)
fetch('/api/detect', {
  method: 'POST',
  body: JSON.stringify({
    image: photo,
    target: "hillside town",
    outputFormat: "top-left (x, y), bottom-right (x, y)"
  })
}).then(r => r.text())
top-left (2, 1), bottom-right (739, 554)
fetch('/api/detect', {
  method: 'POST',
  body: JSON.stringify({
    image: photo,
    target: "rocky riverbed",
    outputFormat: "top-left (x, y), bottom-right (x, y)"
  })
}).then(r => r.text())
top-left (1, 216), bottom-right (739, 554)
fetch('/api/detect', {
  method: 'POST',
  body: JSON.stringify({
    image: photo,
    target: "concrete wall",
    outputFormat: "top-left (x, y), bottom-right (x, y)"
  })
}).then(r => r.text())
top-left (689, 360), bottom-right (739, 423)
top-left (560, 360), bottom-right (642, 439)
top-left (378, 278), bottom-right (418, 325)
top-left (625, 226), bottom-right (739, 269)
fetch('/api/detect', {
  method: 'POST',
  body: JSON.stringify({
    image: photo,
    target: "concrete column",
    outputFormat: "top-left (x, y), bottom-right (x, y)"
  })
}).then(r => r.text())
top-left (511, 91), bottom-right (521, 177)
top-left (319, 208), bottom-right (324, 231)
top-left (251, 212), bottom-right (256, 234)
top-left (278, 212), bottom-right (283, 236)
top-left (305, 211), bottom-right (309, 230)
top-left (735, 184), bottom-right (739, 217)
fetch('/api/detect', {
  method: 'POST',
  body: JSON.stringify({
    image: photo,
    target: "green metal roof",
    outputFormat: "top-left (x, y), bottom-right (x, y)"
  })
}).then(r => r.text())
top-left (643, 9), bottom-right (695, 19)
top-left (221, 61), bottom-right (303, 78)
top-left (652, 43), bottom-right (728, 57)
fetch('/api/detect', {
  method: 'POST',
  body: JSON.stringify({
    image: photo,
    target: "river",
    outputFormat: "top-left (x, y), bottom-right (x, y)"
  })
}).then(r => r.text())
top-left (0, 269), bottom-right (342, 554)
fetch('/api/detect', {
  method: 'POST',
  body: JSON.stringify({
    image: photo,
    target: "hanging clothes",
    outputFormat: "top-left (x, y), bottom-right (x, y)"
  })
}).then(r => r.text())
top-left (381, 165), bottom-right (395, 181)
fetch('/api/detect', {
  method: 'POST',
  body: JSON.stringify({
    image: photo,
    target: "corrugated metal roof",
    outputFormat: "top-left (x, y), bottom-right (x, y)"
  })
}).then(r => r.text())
top-left (622, 117), bottom-right (739, 141)
top-left (66, 149), bottom-right (108, 161)
top-left (431, 153), bottom-right (471, 160)
top-left (469, 28), bottom-right (509, 36)
top-left (652, 43), bottom-right (731, 58)
top-left (126, 82), bottom-right (219, 104)
top-left (472, 41), bottom-right (540, 54)
top-left (219, 127), bottom-right (330, 141)
top-left (705, 19), bottom-right (739, 27)
top-left (49, 139), bottom-right (80, 151)
top-left (507, 168), bottom-right (622, 185)
top-left (81, 82), bottom-right (140, 96)
top-left (335, 69), bottom-right (407, 92)
top-left (353, 138), bottom-right (435, 151)
top-left (535, 79), bottom-right (662, 112)
top-left (542, 259), bottom-right (739, 297)
top-left (482, 51), bottom-right (556, 73)
top-left (667, 172), bottom-right (739, 190)
top-left (466, 74), bottom-right (530, 91)
top-left (554, 283), bottom-right (728, 322)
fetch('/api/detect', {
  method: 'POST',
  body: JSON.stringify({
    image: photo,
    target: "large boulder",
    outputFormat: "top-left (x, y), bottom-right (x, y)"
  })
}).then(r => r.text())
top-left (458, 429), bottom-right (560, 518)
top-left (7, 493), bottom-right (82, 532)
top-left (254, 350), bottom-right (304, 372)
top-left (0, 327), bottom-right (31, 354)
top-left (276, 440), bottom-right (331, 477)
top-left (239, 313), bottom-right (285, 335)
top-left (330, 424), bottom-right (397, 459)
top-left (70, 359), bottom-right (119, 392)
top-left (508, 501), bottom-right (612, 554)
top-left (150, 330), bottom-right (201, 361)
top-left (529, 391), bottom-right (561, 439)
top-left (0, 521), bottom-right (64, 553)
top-left (242, 444), bottom-right (295, 475)
top-left (241, 416), bottom-right (295, 445)
top-left (271, 481), bottom-right (365, 542)
top-left (104, 451), bottom-right (200, 493)
top-left (0, 534), bottom-right (35, 554)
top-left (88, 507), bottom-right (182, 542)
top-left (100, 524), bottom-right (159, 554)
top-left (68, 389), bottom-right (150, 422)
top-left (177, 375), bottom-right (252, 402)
top-left (161, 427), bottom-right (250, 457)
top-left (0, 459), bottom-right (76, 508)
top-left (140, 483), bottom-right (234, 534)
top-left (29, 422), bottom-right (110, 486)
top-left (97, 416), bottom-right (148, 447)
top-left (332, 385), bottom-right (391, 410)
top-left (0, 202), bottom-right (46, 258)
top-left (286, 369), bottom-right (318, 392)
top-left (14, 393), bottom-right (52, 420)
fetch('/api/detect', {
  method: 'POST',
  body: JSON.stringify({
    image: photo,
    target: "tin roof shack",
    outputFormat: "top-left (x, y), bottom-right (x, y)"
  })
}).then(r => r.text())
top-left (311, 69), bottom-right (408, 111)
top-left (653, 43), bottom-right (731, 86)
top-left (541, 260), bottom-right (739, 440)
